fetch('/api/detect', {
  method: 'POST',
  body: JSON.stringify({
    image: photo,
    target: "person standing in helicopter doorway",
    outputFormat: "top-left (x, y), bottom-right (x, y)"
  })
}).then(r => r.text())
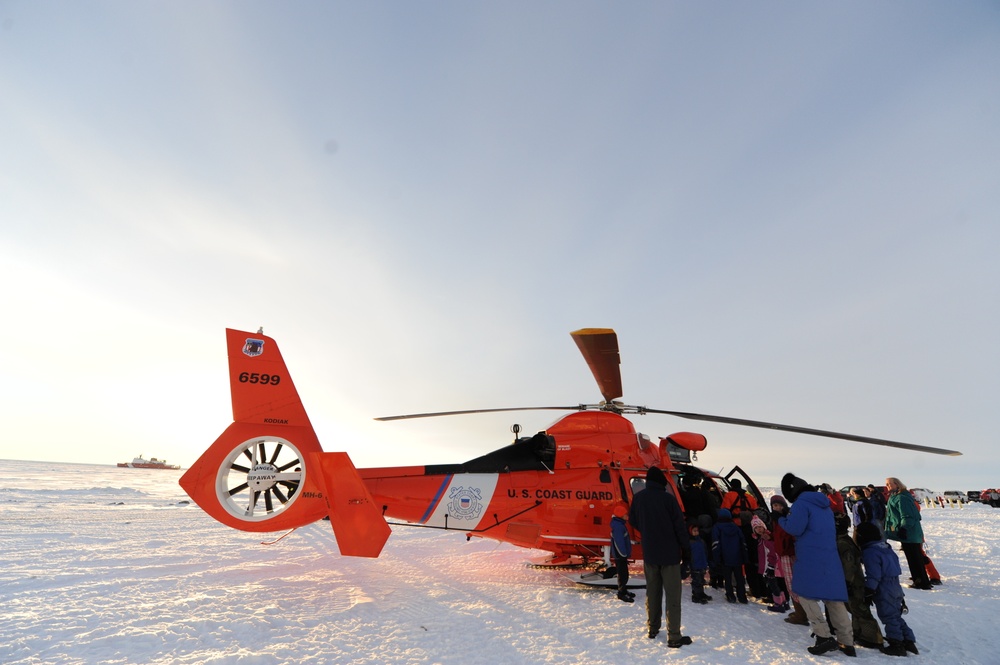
top-left (629, 466), bottom-right (693, 648)
top-left (610, 503), bottom-right (635, 603)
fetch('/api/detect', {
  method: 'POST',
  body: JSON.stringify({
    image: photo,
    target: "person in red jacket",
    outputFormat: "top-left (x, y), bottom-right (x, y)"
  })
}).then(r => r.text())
top-left (771, 495), bottom-right (808, 625)
top-left (821, 483), bottom-right (847, 514)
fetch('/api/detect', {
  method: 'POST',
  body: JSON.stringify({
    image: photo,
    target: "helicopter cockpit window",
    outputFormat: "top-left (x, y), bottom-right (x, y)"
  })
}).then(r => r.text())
top-left (701, 476), bottom-right (726, 503)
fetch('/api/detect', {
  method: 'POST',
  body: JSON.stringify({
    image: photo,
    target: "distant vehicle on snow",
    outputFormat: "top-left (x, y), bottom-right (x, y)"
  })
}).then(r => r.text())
top-left (942, 491), bottom-right (966, 504)
top-left (981, 489), bottom-right (1000, 507)
top-left (909, 487), bottom-right (936, 503)
top-left (839, 484), bottom-right (888, 501)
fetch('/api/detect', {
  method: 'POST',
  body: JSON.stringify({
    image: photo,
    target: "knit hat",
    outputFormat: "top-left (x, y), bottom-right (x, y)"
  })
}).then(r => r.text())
top-left (781, 473), bottom-right (814, 503)
top-left (855, 521), bottom-right (882, 547)
top-left (646, 465), bottom-right (667, 487)
top-left (769, 495), bottom-right (788, 509)
top-left (834, 511), bottom-right (851, 535)
top-left (750, 515), bottom-right (767, 532)
top-left (717, 508), bottom-right (732, 521)
top-left (612, 502), bottom-right (628, 519)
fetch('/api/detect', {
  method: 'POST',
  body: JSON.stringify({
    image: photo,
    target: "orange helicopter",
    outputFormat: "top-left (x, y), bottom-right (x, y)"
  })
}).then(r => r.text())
top-left (179, 327), bottom-right (960, 571)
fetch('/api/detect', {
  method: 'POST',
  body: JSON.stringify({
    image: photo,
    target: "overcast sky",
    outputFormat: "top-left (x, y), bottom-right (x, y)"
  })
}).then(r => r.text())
top-left (1, 2), bottom-right (997, 491)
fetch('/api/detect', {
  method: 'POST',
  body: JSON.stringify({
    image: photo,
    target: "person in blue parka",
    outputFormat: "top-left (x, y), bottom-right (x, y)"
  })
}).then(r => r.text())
top-left (856, 521), bottom-right (919, 656)
top-left (711, 508), bottom-right (748, 603)
top-left (779, 473), bottom-right (856, 657)
top-left (610, 503), bottom-right (635, 603)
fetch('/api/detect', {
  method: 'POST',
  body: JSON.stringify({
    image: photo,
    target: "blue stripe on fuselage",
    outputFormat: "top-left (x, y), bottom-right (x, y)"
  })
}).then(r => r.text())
top-left (419, 474), bottom-right (453, 523)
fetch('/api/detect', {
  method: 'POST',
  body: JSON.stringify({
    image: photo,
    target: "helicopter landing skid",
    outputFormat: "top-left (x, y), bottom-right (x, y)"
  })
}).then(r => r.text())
top-left (525, 554), bottom-right (591, 569)
top-left (569, 568), bottom-right (646, 589)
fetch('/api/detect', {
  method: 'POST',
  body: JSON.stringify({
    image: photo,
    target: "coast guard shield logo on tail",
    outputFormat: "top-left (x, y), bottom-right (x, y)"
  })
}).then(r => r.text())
top-left (448, 486), bottom-right (484, 521)
top-left (243, 338), bottom-right (265, 357)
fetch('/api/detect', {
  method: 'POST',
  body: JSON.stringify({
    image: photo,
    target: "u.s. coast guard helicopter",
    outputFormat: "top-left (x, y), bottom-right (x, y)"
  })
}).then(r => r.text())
top-left (179, 328), bottom-right (960, 568)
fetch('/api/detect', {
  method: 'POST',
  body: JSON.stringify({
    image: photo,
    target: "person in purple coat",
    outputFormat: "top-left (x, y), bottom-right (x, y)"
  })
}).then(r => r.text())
top-left (779, 473), bottom-right (856, 657)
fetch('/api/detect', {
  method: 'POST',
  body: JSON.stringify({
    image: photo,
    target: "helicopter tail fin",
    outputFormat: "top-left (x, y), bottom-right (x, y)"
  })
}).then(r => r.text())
top-left (314, 452), bottom-right (392, 557)
top-left (179, 329), bottom-right (390, 556)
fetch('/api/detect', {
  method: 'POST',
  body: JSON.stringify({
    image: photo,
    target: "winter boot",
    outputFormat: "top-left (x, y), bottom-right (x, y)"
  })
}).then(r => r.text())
top-left (903, 640), bottom-right (919, 655)
top-left (839, 644), bottom-right (857, 657)
top-left (807, 636), bottom-right (839, 655)
top-left (881, 639), bottom-right (908, 657)
top-left (855, 636), bottom-right (883, 650)
top-left (784, 599), bottom-right (809, 625)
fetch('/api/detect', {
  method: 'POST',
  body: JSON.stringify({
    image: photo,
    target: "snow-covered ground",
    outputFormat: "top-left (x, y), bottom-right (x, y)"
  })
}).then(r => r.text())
top-left (1, 460), bottom-right (997, 664)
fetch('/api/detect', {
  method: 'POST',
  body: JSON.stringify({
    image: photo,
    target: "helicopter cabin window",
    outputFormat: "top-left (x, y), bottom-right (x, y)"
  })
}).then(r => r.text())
top-left (630, 477), bottom-right (646, 496)
top-left (438, 431), bottom-right (556, 474)
top-left (630, 474), bottom-right (676, 498)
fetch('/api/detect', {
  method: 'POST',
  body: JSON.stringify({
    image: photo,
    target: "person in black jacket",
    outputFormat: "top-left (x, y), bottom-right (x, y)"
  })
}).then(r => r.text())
top-left (629, 466), bottom-right (693, 648)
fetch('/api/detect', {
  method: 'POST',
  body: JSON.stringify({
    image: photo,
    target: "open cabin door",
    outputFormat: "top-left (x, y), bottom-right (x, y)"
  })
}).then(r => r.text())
top-left (724, 465), bottom-right (766, 509)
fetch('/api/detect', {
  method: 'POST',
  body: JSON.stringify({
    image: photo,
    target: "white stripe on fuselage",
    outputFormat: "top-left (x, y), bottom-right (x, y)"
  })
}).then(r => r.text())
top-left (424, 474), bottom-right (499, 529)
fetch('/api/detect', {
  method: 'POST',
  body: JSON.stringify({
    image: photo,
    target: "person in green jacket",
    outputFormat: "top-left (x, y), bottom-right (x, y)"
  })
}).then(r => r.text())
top-left (884, 477), bottom-right (932, 590)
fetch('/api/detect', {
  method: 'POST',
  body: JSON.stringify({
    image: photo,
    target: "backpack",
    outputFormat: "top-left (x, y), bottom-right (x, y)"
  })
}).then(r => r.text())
top-left (730, 490), bottom-right (753, 525)
top-left (870, 496), bottom-right (886, 521)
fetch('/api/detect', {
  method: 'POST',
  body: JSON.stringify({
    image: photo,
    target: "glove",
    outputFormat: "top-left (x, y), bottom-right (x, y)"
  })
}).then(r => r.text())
top-left (864, 588), bottom-right (875, 606)
top-left (898, 527), bottom-right (908, 540)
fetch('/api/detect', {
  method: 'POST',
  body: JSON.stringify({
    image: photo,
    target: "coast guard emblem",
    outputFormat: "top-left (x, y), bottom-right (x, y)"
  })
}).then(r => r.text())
top-left (243, 338), bottom-right (265, 357)
top-left (447, 486), bottom-right (484, 521)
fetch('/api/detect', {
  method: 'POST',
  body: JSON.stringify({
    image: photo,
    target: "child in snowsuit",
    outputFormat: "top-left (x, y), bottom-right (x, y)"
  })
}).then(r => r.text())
top-left (610, 503), bottom-right (635, 603)
top-left (856, 521), bottom-right (918, 657)
top-left (711, 508), bottom-right (747, 603)
top-left (687, 523), bottom-right (712, 603)
top-left (834, 513), bottom-right (884, 649)
top-left (751, 515), bottom-right (788, 612)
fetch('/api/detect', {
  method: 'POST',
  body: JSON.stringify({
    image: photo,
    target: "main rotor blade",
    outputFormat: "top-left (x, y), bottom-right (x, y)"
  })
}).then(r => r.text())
top-left (643, 408), bottom-right (962, 456)
top-left (571, 328), bottom-right (623, 403)
top-left (375, 406), bottom-right (581, 422)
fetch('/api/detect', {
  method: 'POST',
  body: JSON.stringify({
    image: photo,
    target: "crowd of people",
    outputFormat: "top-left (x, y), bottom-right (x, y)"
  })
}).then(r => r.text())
top-left (620, 468), bottom-right (936, 656)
